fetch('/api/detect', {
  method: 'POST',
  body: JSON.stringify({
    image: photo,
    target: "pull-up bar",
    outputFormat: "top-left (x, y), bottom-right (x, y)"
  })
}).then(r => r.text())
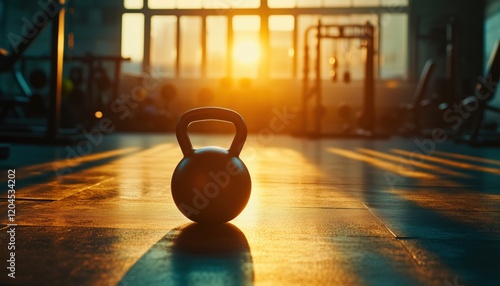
top-left (302, 20), bottom-right (375, 136)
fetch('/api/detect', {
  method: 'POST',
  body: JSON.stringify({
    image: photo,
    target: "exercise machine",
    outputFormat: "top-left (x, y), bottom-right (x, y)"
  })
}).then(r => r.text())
top-left (301, 20), bottom-right (377, 137)
top-left (398, 59), bottom-right (436, 135)
top-left (19, 55), bottom-right (130, 128)
top-left (0, 0), bottom-right (73, 144)
top-left (455, 40), bottom-right (500, 146)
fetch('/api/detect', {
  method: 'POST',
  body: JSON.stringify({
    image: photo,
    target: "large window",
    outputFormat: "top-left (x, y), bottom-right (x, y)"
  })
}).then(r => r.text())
top-left (380, 13), bottom-right (408, 79)
top-left (121, 13), bottom-right (144, 74)
top-left (233, 16), bottom-right (261, 79)
top-left (148, 0), bottom-right (260, 9)
top-left (269, 0), bottom-right (408, 7)
top-left (206, 16), bottom-right (228, 78)
top-left (180, 17), bottom-right (202, 78)
top-left (148, 0), bottom-right (175, 9)
top-left (269, 15), bottom-right (294, 78)
top-left (124, 0), bottom-right (143, 9)
top-left (151, 16), bottom-right (177, 77)
top-left (121, 0), bottom-right (409, 79)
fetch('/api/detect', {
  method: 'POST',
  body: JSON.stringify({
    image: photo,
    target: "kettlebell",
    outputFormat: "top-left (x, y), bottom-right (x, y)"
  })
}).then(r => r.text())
top-left (171, 107), bottom-right (251, 224)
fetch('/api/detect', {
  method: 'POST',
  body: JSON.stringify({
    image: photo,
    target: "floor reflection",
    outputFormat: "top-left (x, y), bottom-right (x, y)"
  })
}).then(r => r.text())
top-left (120, 223), bottom-right (254, 286)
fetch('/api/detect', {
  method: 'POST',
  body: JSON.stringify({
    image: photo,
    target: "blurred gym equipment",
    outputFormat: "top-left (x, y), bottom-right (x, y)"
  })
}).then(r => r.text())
top-left (0, 0), bottom-right (71, 143)
top-left (398, 18), bottom-right (461, 137)
top-left (20, 55), bottom-right (130, 128)
top-left (301, 20), bottom-right (377, 137)
top-left (343, 40), bottom-right (352, 84)
top-left (29, 69), bottom-right (48, 90)
top-left (398, 60), bottom-right (436, 135)
top-left (329, 42), bottom-right (339, 82)
top-left (0, 0), bottom-right (129, 143)
top-left (455, 40), bottom-right (500, 145)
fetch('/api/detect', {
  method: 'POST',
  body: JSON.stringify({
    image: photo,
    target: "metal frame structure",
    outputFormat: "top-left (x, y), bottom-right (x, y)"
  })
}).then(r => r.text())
top-left (48, 0), bottom-right (66, 139)
top-left (302, 20), bottom-right (375, 136)
top-left (122, 0), bottom-right (409, 79)
top-left (0, 0), bottom-right (84, 144)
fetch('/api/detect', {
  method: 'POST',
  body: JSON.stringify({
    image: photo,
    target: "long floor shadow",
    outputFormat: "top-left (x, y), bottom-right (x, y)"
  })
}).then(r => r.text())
top-left (356, 158), bottom-right (500, 284)
top-left (297, 143), bottom-right (500, 284)
top-left (120, 223), bottom-right (254, 285)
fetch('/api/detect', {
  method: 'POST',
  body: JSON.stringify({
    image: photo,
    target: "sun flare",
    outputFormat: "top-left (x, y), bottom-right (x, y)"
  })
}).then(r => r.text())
top-left (233, 40), bottom-right (261, 64)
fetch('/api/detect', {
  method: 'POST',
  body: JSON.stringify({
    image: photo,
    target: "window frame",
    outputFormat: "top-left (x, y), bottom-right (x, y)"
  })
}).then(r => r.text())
top-left (121, 0), bottom-right (409, 80)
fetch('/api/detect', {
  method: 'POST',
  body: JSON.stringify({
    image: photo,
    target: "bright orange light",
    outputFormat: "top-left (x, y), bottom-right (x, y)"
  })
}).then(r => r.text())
top-left (392, 149), bottom-right (500, 175)
top-left (326, 148), bottom-right (437, 179)
top-left (385, 80), bottom-right (399, 89)
top-left (434, 150), bottom-right (500, 166)
top-left (95, 111), bottom-right (103, 119)
top-left (233, 40), bottom-right (260, 64)
top-left (357, 148), bottom-right (470, 178)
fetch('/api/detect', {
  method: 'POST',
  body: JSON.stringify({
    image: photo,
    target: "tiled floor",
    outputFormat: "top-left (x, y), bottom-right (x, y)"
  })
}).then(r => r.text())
top-left (0, 134), bottom-right (499, 285)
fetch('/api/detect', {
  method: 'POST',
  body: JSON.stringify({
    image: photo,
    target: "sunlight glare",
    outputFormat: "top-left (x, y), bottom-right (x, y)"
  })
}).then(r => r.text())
top-left (233, 40), bottom-right (261, 64)
top-left (121, 14), bottom-right (144, 62)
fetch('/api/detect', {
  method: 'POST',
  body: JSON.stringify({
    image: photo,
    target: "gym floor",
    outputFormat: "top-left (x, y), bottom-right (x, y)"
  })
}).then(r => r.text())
top-left (0, 133), bottom-right (499, 285)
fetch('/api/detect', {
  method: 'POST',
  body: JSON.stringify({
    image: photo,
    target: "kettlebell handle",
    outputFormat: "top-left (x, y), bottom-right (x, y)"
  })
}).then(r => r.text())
top-left (176, 107), bottom-right (248, 157)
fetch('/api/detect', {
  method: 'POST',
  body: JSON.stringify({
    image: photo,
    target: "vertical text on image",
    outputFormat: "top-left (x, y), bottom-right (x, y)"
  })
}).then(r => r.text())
top-left (6, 169), bottom-right (17, 279)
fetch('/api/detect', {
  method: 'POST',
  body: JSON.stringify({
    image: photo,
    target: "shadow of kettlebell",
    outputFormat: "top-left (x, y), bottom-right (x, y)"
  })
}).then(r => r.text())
top-left (120, 223), bottom-right (254, 285)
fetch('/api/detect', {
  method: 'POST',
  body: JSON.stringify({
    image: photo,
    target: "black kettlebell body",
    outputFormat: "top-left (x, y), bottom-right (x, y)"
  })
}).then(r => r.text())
top-left (171, 107), bottom-right (251, 223)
